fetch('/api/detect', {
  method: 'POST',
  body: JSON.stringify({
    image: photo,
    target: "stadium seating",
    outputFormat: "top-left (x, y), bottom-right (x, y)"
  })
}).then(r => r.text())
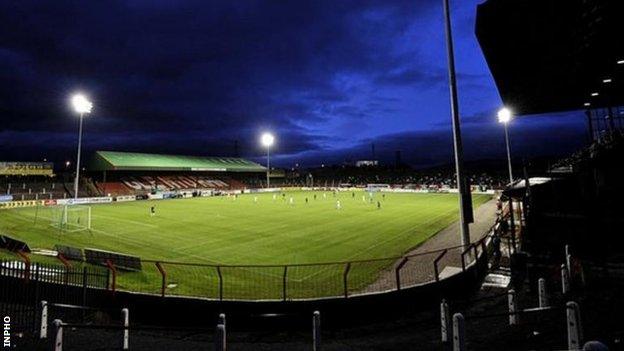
top-left (121, 175), bottom-right (230, 192)
top-left (0, 177), bottom-right (68, 200)
top-left (221, 178), bottom-right (247, 189)
top-left (287, 167), bottom-right (507, 191)
top-left (96, 182), bottom-right (134, 196)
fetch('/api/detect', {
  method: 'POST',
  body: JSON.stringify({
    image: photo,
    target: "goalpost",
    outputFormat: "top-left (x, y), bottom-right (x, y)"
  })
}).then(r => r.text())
top-left (49, 205), bottom-right (92, 232)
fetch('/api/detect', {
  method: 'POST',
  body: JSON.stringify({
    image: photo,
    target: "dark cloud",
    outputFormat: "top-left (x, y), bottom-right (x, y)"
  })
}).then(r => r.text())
top-left (277, 111), bottom-right (589, 168)
top-left (0, 0), bottom-right (587, 167)
top-left (374, 68), bottom-right (446, 87)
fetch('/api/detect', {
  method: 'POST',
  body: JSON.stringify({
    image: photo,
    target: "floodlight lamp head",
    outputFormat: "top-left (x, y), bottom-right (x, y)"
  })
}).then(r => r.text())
top-left (71, 94), bottom-right (93, 114)
top-left (497, 107), bottom-right (512, 124)
top-left (261, 132), bottom-right (275, 147)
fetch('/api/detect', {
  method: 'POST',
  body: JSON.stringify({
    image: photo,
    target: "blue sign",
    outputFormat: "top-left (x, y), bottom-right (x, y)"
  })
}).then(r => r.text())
top-left (0, 195), bottom-right (13, 202)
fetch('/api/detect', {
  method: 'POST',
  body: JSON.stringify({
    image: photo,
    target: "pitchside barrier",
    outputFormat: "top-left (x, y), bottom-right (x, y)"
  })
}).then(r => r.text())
top-left (21, 253), bottom-right (596, 351)
top-left (55, 245), bottom-right (84, 262)
top-left (0, 233), bottom-right (493, 304)
top-left (0, 235), bottom-right (31, 253)
top-left (0, 259), bottom-right (110, 333)
top-left (0, 210), bottom-right (508, 303)
top-left (0, 229), bottom-right (496, 302)
top-left (84, 248), bottom-right (142, 272)
top-left (111, 231), bottom-right (493, 301)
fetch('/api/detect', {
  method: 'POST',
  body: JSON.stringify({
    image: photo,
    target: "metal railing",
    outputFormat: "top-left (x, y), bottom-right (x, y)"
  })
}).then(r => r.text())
top-left (1, 232), bottom-right (495, 302)
top-left (118, 233), bottom-right (492, 301)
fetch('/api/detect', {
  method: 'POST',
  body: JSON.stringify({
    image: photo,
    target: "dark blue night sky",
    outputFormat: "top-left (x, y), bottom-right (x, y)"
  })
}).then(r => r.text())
top-left (0, 0), bottom-right (588, 168)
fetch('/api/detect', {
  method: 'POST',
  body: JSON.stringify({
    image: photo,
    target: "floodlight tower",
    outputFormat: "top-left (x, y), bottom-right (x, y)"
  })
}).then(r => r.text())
top-left (442, 0), bottom-right (471, 249)
top-left (261, 132), bottom-right (275, 188)
top-left (71, 93), bottom-right (93, 199)
top-left (497, 107), bottom-right (514, 185)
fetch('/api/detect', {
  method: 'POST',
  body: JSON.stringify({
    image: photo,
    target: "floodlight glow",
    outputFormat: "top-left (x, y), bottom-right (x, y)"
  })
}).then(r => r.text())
top-left (584, 102), bottom-right (591, 107)
top-left (591, 92), bottom-right (599, 97)
top-left (261, 133), bottom-right (274, 147)
top-left (618, 60), bottom-right (624, 64)
top-left (602, 78), bottom-right (612, 83)
top-left (497, 107), bottom-right (512, 123)
top-left (71, 94), bottom-right (93, 114)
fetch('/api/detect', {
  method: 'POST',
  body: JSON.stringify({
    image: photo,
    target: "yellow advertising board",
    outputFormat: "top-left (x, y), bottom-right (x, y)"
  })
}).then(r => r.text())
top-left (0, 200), bottom-right (44, 209)
top-left (0, 162), bottom-right (54, 176)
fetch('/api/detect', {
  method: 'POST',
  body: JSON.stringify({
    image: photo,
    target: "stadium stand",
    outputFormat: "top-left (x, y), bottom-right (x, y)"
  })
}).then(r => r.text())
top-left (95, 175), bottom-right (246, 196)
top-left (89, 151), bottom-right (266, 173)
top-left (87, 151), bottom-right (266, 195)
top-left (95, 181), bottom-right (135, 196)
top-left (0, 177), bottom-right (68, 200)
top-left (287, 165), bottom-right (508, 190)
top-left (0, 162), bottom-right (71, 200)
top-left (549, 130), bottom-right (623, 174)
top-left (121, 175), bottom-right (229, 191)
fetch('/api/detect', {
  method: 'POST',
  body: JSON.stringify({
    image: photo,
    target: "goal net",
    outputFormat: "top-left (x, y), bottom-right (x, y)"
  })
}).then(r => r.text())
top-left (49, 205), bottom-right (92, 232)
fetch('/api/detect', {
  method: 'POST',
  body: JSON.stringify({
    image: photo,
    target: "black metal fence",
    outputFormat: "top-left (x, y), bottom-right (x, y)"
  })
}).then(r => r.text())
top-left (0, 232), bottom-right (494, 304)
top-left (114, 233), bottom-right (493, 301)
top-left (0, 260), bottom-right (109, 332)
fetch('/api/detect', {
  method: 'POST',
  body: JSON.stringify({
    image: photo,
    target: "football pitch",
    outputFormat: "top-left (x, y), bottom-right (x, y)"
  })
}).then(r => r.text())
top-left (0, 191), bottom-right (491, 299)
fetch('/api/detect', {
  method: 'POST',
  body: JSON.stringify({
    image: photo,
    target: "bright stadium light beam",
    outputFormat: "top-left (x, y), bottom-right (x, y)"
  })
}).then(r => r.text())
top-left (70, 93), bottom-right (93, 200)
top-left (261, 132), bottom-right (274, 147)
top-left (71, 93), bottom-right (93, 114)
top-left (497, 107), bottom-right (514, 184)
top-left (497, 107), bottom-right (512, 124)
top-left (261, 132), bottom-right (275, 188)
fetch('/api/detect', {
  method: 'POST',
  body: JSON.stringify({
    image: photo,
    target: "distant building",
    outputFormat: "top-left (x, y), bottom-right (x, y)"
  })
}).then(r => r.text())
top-left (355, 160), bottom-right (378, 167)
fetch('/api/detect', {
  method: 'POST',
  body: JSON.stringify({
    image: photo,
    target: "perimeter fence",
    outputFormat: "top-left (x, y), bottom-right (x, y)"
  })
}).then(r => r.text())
top-left (0, 229), bottom-right (495, 302)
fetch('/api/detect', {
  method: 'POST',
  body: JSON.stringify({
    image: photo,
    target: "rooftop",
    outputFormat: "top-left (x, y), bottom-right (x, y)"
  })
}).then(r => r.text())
top-left (90, 151), bottom-right (266, 172)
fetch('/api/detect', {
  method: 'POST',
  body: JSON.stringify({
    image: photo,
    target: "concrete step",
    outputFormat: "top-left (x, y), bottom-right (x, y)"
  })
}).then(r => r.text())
top-left (482, 272), bottom-right (511, 288)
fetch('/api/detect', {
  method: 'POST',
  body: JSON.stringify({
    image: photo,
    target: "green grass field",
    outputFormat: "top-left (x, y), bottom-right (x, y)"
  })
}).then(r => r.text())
top-left (0, 191), bottom-right (490, 299)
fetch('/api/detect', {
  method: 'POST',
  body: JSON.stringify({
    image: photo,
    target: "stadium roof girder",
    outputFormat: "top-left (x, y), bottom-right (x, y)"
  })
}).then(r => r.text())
top-left (89, 151), bottom-right (266, 172)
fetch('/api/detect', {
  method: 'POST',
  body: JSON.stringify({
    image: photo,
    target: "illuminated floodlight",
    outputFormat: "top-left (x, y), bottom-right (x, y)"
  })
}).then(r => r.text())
top-left (584, 102), bottom-right (591, 107)
top-left (71, 94), bottom-right (93, 114)
top-left (70, 92), bottom-right (93, 200)
top-left (603, 78), bottom-right (612, 83)
top-left (261, 132), bottom-right (275, 147)
top-left (497, 107), bottom-right (512, 124)
top-left (261, 132), bottom-right (275, 188)
top-left (497, 107), bottom-right (514, 184)
top-left (618, 59), bottom-right (624, 64)
top-left (591, 92), bottom-right (599, 97)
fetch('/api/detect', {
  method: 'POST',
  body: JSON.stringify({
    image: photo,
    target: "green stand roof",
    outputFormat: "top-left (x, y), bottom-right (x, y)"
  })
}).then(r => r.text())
top-left (90, 151), bottom-right (266, 172)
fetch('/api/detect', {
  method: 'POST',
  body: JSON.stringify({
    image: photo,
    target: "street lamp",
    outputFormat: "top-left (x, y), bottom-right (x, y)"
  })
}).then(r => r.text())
top-left (497, 107), bottom-right (514, 185)
top-left (261, 132), bottom-right (275, 188)
top-left (71, 93), bottom-right (93, 199)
